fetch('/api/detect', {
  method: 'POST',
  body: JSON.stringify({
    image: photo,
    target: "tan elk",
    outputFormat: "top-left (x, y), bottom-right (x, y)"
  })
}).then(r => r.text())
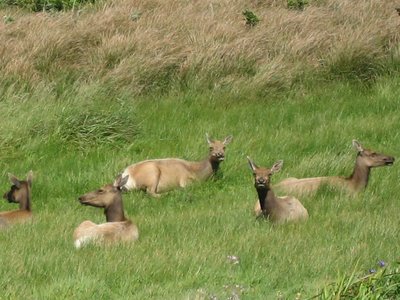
top-left (274, 140), bottom-right (395, 196)
top-left (119, 134), bottom-right (233, 197)
top-left (73, 175), bottom-right (139, 249)
top-left (0, 171), bottom-right (33, 228)
top-left (247, 157), bottom-right (308, 224)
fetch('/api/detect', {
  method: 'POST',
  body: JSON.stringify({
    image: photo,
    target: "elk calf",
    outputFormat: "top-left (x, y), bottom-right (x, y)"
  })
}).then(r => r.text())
top-left (247, 157), bottom-right (308, 224)
top-left (274, 140), bottom-right (395, 196)
top-left (119, 134), bottom-right (233, 197)
top-left (0, 171), bottom-right (33, 228)
top-left (73, 175), bottom-right (139, 249)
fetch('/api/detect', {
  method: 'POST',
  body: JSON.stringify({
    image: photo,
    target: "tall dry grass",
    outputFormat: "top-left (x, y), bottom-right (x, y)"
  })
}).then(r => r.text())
top-left (1, 0), bottom-right (399, 95)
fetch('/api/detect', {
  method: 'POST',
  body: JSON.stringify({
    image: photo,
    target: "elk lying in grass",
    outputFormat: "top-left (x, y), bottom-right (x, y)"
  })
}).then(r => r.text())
top-left (247, 157), bottom-right (308, 224)
top-left (0, 171), bottom-right (33, 228)
top-left (274, 140), bottom-right (395, 196)
top-left (73, 175), bottom-right (139, 249)
top-left (119, 134), bottom-right (233, 197)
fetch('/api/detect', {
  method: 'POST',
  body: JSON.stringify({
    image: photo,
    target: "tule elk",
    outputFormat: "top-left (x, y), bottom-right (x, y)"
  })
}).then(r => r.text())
top-left (119, 134), bottom-right (233, 197)
top-left (73, 175), bottom-right (139, 249)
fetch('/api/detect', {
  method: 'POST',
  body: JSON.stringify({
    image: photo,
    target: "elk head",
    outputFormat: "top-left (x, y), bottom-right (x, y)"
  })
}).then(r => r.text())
top-left (247, 157), bottom-right (283, 189)
top-left (78, 175), bottom-right (129, 208)
top-left (352, 140), bottom-right (395, 168)
top-left (3, 171), bottom-right (33, 209)
top-left (206, 133), bottom-right (233, 163)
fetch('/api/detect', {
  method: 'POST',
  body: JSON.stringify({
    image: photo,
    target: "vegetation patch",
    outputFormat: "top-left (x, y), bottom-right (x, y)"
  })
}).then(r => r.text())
top-left (314, 261), bottom-right (400, 299)
top-left (0, 0), bottom-right (96, 11)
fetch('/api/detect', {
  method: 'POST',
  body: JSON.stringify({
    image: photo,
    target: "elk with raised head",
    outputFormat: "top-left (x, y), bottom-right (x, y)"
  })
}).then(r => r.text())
top-left (274, 140), bottom-right (395, 196)
top-left (247, 157), bottom-right (308, 224)
top-left (73, 175), bottom-right (139, 249)
top-left (0, 171), bottom-right (33, 228)
top-left (119, 134), bottom-right (233, 197)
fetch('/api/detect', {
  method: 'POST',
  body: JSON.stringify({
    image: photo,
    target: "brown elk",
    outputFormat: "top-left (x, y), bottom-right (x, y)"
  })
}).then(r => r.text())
top-left (73, 175), bottom-right (139, 249)
top-left (274, 140), bottom-right (395, 196)
top-left (0, 171), bottom-right (33, 228)
top-left (119, 134), bottom-right (233, 197)
top-left (247, 157), bottom-right (308, 224)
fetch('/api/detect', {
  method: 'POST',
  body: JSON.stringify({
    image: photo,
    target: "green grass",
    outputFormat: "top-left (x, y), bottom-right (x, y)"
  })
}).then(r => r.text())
top-left (0, 74), bottom-right (399, 299)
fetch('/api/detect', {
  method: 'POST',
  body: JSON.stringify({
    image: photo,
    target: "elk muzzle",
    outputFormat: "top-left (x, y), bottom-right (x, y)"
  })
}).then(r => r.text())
top-left (213, 152), bottom-right (225, 161)
top-left (384, 156), bottom-right (395, 166)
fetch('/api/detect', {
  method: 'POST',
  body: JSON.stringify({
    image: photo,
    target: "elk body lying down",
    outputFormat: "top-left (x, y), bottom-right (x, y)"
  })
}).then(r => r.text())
top-left (73, 175), bottom-right (139, 249)
top-left (274, 140), bottom-right (395, 196)
top-left (0, 171), bottom-right (33, 228)
top-left (119, 134), bottom-right (233, 197)
top-left (247, 157), bottom-right (308, 224)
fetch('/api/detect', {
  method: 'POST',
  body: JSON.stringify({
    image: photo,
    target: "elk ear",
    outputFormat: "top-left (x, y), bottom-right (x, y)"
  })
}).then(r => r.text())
top-left (223, 135), bottom-right (233, 145)
top-left (352, 139), bottom-right (364, 153)
top-left (271, 160), bottom-right (283, 174)
top-left (120, 175), bottom-right (129, 188)
top-left (26, 170), bottom-right (33, 187)
top-left (8, 173), bottom-right (21, 188)
top-left (205, 133), bottom-right (213, 145)
top-left (247, 156), bottom-right (258, 173)
top-left (114, 174), bottom-right (129, 189)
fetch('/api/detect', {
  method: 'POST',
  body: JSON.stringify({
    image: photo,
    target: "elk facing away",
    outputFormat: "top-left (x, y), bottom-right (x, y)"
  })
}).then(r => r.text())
top-left (273, 140), bottom-right (395, 196)
top-left (73, 175), bottom-right (139, 249)
top-left (0, 171), bottom-right (33, 228)
top-left (119, 134), bottom-right (233, 197)
top-left (247, 157), bottom-right (308, 224)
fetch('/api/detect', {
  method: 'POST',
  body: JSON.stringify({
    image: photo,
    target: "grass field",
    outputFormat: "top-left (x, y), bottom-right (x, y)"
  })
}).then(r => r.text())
top-left (0, 76), bottom-right (398, 299)
top-left (0, 0), bottom-right (399, 299)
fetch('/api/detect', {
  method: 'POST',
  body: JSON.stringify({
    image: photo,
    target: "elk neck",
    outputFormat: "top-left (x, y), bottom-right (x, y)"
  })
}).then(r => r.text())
top-left (104, 195), bottom-right (126, 222)
top-left (256, 186), bottom-right (277, 216)
top-left (19, 184), bottom-right (31, 212)
top-left (345, 155), bottom-right (371, 191)
top-left (191, 157), bottom-right (220, 181)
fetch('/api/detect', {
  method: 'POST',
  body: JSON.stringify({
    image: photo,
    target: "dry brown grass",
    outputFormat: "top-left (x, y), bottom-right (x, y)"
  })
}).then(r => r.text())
top-left (1, 0), bottom-right (399, 94)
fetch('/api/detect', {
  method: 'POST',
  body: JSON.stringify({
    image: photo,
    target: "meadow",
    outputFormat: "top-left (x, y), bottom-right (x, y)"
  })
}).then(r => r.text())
top-left (0, 0), bottom-right (399, 299)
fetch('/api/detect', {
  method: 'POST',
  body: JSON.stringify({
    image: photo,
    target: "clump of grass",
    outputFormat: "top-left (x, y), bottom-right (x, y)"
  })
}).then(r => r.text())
top-left (26, 99), bottom-right (139, 150)
top-left (314, 261), bottom-right (400, 299)
top-left (55, 106), bottom-right (139, 148)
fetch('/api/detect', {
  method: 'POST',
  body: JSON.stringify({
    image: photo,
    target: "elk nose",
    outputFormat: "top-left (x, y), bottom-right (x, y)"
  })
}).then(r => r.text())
top-left (385, 156), bottom-right (395, 164)
top-left (257, 178), bottom-right (266, 184)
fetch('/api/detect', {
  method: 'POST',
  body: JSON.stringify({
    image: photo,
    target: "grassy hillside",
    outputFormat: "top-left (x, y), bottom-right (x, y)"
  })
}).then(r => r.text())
top-left (0, 0), bottom-right (399, 299)
top-left (1, 0), bottom-right (400, 95)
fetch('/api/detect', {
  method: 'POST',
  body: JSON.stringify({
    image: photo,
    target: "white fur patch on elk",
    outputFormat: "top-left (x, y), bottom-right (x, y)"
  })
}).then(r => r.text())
top-left (73, 175), bottom-right (139, 249)
top-left (0, 171), bottom-right (33, 228)
top-left (119, 134), bottom-right (233, 197)
top-left (273, 140), bottom-right (395, 196)
top-left (247, 157), bottom-right (308, 224)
